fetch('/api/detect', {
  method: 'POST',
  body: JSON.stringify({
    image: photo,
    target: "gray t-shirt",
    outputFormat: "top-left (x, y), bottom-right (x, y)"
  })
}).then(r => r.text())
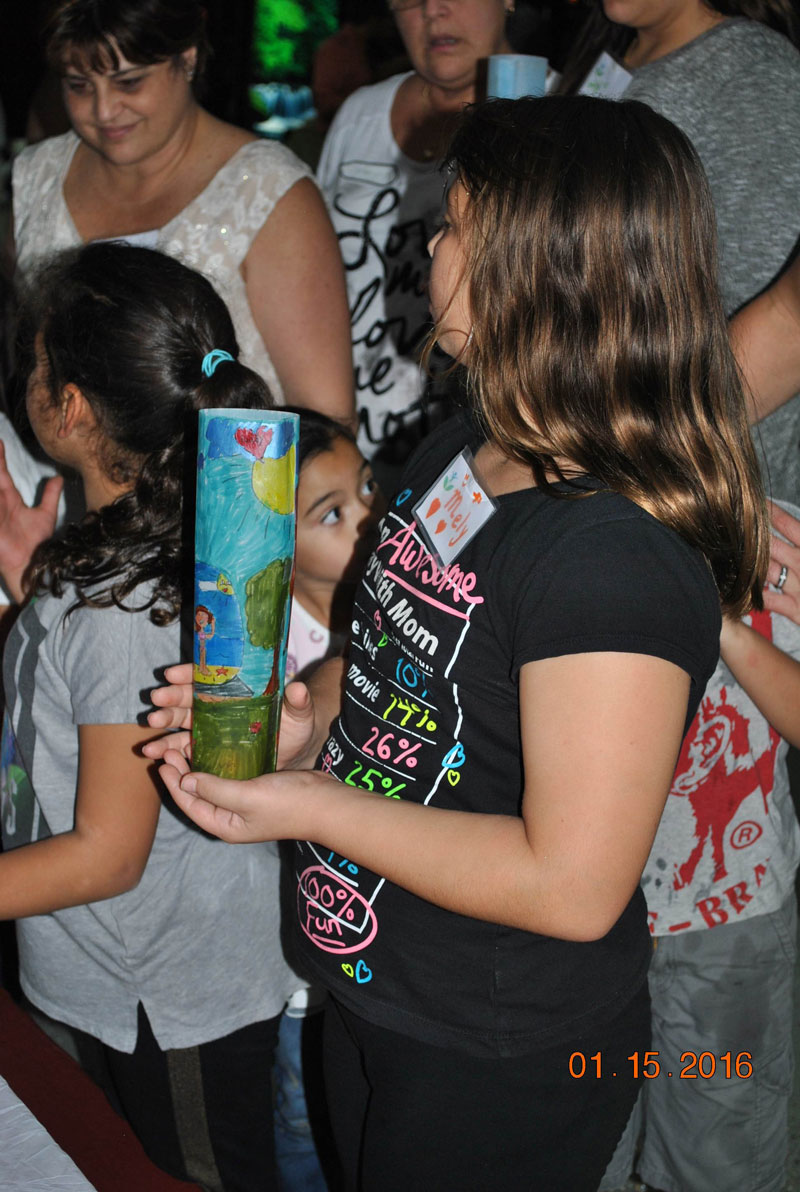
top-left (624, 18), bottom-right (800, 501)
top-left (1, 583), bottom-right (301, 1052)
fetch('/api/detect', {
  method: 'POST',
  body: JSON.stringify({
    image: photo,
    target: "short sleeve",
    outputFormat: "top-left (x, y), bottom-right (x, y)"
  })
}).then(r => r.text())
top-left (511, 513), bottom-right (720, 690)
top-left (58, 598), bottom-right (179, 726)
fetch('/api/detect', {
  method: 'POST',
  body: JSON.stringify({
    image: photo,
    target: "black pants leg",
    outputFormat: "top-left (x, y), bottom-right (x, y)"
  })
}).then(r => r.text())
top-left (101, 1003), bottom-right (281, 1192)
top-left (323, 986), bottom-right (650, 1192)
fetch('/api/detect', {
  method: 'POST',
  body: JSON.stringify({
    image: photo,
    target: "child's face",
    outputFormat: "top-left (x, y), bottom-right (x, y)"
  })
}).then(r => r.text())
top-left (428, 181), bottom-right (472, 359)
top-left (295, 438), bottom-right (384, 594)
top-left (195, 608), bottom-right (209, 628)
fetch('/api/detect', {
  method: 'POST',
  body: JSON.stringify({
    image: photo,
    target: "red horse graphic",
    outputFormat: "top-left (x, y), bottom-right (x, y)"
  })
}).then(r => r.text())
top-left (670, 611), bottom-right (779, 890)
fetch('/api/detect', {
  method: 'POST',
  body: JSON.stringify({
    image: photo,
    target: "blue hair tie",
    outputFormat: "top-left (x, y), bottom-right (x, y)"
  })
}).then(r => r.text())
top-left (201, 349), bottom-right (235, 378)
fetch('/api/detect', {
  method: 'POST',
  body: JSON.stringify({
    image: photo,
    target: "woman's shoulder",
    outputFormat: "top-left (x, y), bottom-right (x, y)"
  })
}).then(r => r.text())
top-left (709, 16), bottom-right (800, 63)
top-left (13, 130), bottom-right (78, 199)
top-left (213, 133), bottom-right (311, 184)
top-left (632, 17), bottom-right (799, 87)
top-left (330, 71), bottom-right (413, 130)
top-left (167, 129), bottom-right (312, 238)
top-left (190, 133), bottom-right (309, 209)
top-left (14, 130), bottom-right (78, 176)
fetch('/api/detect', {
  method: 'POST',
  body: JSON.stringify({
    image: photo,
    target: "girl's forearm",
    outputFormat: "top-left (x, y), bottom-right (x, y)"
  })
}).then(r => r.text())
top-left (719, 617), bottom-right (800, 747)
top-left (301, 779), bottom-right (577, 934)
top-left (0, 830), bottom-right (145, 920)
top-left (187, 767), bottom-right (622, 942)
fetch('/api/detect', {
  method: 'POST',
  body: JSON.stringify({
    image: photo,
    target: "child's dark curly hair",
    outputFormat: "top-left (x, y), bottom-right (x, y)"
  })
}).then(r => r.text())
top-left (22, 242), bottom-right (272, 624)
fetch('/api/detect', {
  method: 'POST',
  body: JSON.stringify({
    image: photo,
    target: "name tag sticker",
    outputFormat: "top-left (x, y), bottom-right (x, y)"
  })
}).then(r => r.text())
top-left (413, 448), bottom-right (498, 567)
top-left (578, 51), bottom-right (632, 100)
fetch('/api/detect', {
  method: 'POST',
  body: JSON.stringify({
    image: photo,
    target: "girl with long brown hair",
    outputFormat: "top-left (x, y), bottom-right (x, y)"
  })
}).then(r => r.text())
top-left (148, 96), bottom-right (768, 1190)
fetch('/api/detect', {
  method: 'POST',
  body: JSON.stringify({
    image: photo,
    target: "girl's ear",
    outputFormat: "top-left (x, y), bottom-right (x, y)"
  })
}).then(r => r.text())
top-left (181, 47), bottom-right (198, 83)
top-left (57, 383), bottom-right (95, 439)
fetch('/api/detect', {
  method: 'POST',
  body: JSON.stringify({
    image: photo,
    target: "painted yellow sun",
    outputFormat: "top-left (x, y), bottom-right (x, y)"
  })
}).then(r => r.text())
top-left (251, 445), bottom-right (296, 515)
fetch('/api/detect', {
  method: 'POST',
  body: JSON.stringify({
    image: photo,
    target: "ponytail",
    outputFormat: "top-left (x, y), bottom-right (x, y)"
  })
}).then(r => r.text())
top-left (23, 243), bottom-right (273, 622)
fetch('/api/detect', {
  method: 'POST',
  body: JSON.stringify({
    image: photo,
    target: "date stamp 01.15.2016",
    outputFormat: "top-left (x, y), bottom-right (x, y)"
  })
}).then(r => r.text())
top-left (569, 1051), bottom-right (753, 1081)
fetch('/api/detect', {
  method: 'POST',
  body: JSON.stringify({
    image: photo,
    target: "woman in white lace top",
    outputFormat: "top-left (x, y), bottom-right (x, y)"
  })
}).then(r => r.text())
top-left (11, 0), bottom-right (354, 421)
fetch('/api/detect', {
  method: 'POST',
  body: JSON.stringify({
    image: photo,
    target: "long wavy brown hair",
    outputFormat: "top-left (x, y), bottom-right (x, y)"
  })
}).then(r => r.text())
top-left (427, 96), bottom-right (768, 617)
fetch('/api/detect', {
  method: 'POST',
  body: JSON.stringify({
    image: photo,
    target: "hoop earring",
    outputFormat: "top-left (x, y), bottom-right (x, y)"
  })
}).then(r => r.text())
top-left (185, 67), bottom-right (195, 83)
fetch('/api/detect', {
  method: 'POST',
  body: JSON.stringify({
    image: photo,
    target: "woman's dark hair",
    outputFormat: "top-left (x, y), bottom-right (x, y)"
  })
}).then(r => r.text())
top-left (285, 406), bottom-right (357, 474)
top-left (43, 0), bottom-right (210, 82)
top-left (426, 96), bottom-right (768, 616)
top-left (557, 0), bottom-right (798, 94)
top-left (23, 242), bottom-right (272, 623)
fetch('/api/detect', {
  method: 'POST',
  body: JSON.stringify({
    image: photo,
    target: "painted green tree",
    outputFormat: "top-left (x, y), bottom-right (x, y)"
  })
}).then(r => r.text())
top-left (253, 0), bottom-right (337, 80)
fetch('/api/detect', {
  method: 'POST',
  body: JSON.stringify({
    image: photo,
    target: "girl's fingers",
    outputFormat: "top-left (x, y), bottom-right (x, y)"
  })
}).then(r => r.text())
top-left (151, 663), bottom-right (193, 708)
top-left (276, 681), bottom-right (316, 769)
top-left (164, 662), bottom-right (193, 686)
top-left (160, 765), bottom-right (252, 842)
top-left (39, 475), bottom-right (64, 520)
top-left (767, 500), bottom-right (800, 548)
top-left (147, 705), bottom-right (192, 731)
top-left (142, 730), bottom-right (191, 760)
top-left (150, 663), bottom-right (194, 730)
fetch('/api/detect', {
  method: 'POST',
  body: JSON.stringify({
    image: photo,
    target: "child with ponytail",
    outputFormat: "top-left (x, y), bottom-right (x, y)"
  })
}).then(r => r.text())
top-left (0, 242), bottom-right (300, 1191)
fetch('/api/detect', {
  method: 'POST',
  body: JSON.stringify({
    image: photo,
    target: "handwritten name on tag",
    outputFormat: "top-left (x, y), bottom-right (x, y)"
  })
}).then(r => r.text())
top-left (413, 449), bottom-right (497, 567)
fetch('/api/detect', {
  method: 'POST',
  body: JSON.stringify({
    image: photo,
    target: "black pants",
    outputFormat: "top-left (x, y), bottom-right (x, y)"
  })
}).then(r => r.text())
top-left (75, 1003), bottom-right (281, 1192)
top-left (323, 985), bottom-right (650, 1192)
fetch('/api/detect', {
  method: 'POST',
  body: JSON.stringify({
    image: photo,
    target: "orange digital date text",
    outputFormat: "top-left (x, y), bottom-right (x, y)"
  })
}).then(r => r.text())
top-left (568, 1050), bottom-right (753, 1080)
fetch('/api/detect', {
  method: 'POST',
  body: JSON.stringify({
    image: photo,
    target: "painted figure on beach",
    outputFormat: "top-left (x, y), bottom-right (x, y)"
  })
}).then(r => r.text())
top-left (194, 605), bottom-right (216, 675)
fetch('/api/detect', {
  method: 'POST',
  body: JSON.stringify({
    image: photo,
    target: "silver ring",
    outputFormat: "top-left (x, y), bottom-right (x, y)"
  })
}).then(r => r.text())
top-left (777, 564), bottom-right (789, 591)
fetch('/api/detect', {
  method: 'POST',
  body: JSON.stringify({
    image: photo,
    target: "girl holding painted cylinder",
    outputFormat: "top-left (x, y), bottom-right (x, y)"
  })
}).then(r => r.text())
top-left (149, 97), bottom-right (768, 1190)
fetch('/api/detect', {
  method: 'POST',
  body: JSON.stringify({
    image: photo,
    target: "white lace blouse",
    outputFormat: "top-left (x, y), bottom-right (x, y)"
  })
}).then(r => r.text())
top-left (12, 132), bottom-right (312, 400)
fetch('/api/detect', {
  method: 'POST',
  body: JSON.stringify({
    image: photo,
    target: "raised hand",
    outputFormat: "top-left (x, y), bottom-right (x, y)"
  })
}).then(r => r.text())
top-left (0, 439), bottom-right (63, 602)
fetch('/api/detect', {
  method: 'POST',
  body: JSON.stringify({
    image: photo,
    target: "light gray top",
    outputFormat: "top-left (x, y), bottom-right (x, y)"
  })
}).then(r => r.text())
top-left (624, 18), bottom-right (800, 501)
top-left (1, 583), bottom-right (301, 1052)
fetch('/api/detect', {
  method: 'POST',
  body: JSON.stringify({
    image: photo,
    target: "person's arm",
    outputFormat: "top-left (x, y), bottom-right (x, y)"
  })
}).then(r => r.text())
top-left (0, 439), bottom-right (63, 603)
top-left (731, 255), bottom-right (800, 423)
top-left (718, 616), bottom-right (800, 748)
top-left (157, 650), bottom-right (688, 942)
top-left (0, 723), bottom-right (162, 919)
top-left (242, 177), bottom-right (355, 427)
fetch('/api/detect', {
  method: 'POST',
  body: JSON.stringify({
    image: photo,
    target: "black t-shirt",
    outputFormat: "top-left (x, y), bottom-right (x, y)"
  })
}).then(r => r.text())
top-left (293, 416), bottom-right (721, 1057)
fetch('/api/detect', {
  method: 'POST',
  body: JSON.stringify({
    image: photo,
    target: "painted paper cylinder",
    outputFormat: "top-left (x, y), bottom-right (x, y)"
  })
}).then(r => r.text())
top-left (192, 408), bottom-right (298, 779)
